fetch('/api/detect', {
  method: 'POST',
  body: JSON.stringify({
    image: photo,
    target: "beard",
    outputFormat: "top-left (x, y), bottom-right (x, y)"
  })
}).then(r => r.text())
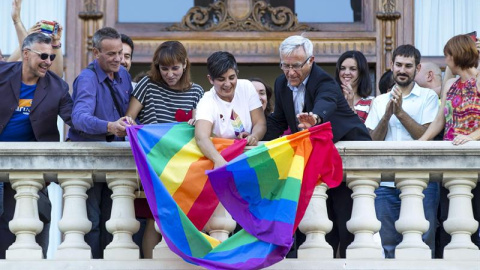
top-left (394, 71), bottom-right (416, 87)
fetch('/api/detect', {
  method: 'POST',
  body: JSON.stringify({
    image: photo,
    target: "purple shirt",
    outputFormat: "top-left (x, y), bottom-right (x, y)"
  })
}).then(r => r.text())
top-left (69, 60), bottom-right (132, 141)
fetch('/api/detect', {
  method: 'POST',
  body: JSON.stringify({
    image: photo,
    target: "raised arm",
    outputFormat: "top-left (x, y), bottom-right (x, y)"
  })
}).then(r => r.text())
top-left (49, 21), bottom-right (64, 77)
top-left (7, 0), bottom-right (26, 62)
top-left (11, 0), bottom-right (27, 50)
top-left (369, 100), bottom-right (393, 141)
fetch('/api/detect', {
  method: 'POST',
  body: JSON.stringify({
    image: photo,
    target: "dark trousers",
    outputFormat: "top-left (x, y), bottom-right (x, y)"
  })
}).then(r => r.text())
top-left (325, 182), bottom-right (354, 258)
top-left (436, 184), bottom-right (480, 258)
top-left (0, 183), bottom-right (50, 259)
top-left (85, 182), bottom-right (113, 259)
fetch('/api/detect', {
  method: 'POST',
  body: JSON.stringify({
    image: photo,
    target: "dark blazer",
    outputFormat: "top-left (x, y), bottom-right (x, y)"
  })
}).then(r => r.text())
top-left (0, 61), bottom-right (73, 141)
top-left (263, 63), bottom-right (371, 143)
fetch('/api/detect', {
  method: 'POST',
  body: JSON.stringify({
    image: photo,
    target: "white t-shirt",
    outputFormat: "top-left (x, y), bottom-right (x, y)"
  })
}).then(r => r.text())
top-left (365, 83), bottom-right (439, 141)
top-left (196, 79), bottom-right (262, 139)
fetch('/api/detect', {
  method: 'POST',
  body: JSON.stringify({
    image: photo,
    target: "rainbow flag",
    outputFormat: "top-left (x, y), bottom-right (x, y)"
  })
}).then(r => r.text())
top-left (127, 122), bottom-right (342, 270)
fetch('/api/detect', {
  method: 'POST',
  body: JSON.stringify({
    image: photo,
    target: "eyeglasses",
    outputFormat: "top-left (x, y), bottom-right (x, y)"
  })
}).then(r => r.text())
top-left (279, 56), bottom-right (311, 71)
top-left (26, 48), bottom-right (56, 61)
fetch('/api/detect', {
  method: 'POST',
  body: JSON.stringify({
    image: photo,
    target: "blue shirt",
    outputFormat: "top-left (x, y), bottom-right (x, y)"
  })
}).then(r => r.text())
top-left (0, 83), bottom-right (36, 141)
top-left (68, 60), bottom-right (132, 141)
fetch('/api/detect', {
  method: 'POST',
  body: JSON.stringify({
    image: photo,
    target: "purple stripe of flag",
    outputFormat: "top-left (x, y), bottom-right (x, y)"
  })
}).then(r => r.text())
top-left (208, 167), bottom-right (295, 247)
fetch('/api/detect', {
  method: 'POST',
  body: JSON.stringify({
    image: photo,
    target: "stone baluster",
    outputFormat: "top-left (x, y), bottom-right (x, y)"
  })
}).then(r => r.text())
top-left (204, 203), bottom-right (236, 242)
top-left (55, 172), bottom-right (93, 259)
top-left (297, 183), bottom-right (333, 259)
top-left (6, 172), bottom-right (45, 260)
top-left (104, 172), bottom-right (140, 260)
top-left (346, 172), bottom-right (382, 259)
top-left (442, 172), bottom-right (480, 260)
top-left (152, 222), bottom-right (179, 259)
top-left (394, 172), bottom-right (430, 259)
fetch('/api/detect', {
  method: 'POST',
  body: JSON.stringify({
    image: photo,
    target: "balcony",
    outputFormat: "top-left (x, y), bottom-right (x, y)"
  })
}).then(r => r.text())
top-left (0, 141), bottom-right (478, 269)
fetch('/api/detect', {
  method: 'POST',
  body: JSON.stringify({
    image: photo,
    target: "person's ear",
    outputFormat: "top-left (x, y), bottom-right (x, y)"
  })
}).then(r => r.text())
top-left (93, 47), bottom-right (100, 59)
top-left (22, 49), bottom-right (29, 60)
top-left (427, 70), bottom-right (434, 81)
top-left (207, 74), bottom-right (214, 85)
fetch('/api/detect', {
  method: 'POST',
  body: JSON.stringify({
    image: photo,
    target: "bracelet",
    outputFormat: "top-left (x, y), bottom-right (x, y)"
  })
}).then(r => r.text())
top-left (13, 20), bottom-right (21, 25)
top-left (52, 42), bottom-right (62, 49)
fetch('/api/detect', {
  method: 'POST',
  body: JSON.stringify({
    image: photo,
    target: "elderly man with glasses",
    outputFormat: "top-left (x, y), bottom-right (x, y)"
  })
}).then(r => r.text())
top-left (0, 32), bottom-right (73, 258)
top-left (263, 35), bottom-right (371, 258)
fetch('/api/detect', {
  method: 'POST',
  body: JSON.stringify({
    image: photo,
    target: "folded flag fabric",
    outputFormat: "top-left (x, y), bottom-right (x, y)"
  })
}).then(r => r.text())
top-left (207, 122), bottom-right (343, 247)
top-left (127, 122), bottom-right (246, 230)
top-left (127, 122), bottom-right (343, 270)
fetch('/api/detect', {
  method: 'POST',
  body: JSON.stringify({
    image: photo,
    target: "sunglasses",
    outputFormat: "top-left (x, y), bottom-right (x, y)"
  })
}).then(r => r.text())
top-left (26, 48), bottom-right (56, 61)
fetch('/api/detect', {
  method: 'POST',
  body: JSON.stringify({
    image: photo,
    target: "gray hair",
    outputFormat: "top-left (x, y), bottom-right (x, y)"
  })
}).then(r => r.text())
top-left (92, 27), bottom-right (120, 51)
top-left (22, 33), bottom-right (52, 50)
top-left (279, 35), bottom-right (313, 58)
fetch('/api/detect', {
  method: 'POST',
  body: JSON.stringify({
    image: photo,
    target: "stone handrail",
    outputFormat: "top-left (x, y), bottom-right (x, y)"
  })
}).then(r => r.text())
top-left (0, 141), bottom-right (478, 267)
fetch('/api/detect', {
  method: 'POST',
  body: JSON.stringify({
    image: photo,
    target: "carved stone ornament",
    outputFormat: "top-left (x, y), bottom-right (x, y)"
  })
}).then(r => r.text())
top-left (167, 0), bottom-right (315, 32)
top-left (376, 0), bottom-right (400, 20)
top-left (79, 0), bottom-right (103, 20)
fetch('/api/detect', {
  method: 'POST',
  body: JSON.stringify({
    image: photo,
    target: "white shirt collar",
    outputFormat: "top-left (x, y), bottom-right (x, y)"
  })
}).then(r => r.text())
top-left (287, 75), bottom-right (310, 92)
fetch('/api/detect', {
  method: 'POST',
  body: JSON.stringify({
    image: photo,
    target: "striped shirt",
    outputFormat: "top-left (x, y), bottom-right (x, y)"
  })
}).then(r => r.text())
top-left (132, 76), bottom-right (204, 124)
top-left (355, 96), bottom-right (374, 123)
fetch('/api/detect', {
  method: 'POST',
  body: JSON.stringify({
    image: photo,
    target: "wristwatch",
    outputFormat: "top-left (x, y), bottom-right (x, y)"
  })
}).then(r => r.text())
top-left (313, 114), bottom-right (321, 125)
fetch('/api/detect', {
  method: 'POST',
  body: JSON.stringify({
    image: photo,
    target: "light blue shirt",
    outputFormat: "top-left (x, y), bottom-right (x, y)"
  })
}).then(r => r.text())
top-left (288, 75), bottom-right (310, 116)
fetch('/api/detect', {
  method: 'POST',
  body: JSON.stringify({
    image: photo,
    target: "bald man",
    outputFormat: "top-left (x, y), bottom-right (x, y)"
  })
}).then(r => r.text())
top-left (414, 62), bottom-right (442, 97)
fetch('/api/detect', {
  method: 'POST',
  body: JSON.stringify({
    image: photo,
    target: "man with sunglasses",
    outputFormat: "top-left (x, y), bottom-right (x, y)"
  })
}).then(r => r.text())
top-left (0, 32), bottom-right (73, 258)
top-left (0, 32), bottom-right (72, 141)
top-left (263, 35), bottom-right (371, 259)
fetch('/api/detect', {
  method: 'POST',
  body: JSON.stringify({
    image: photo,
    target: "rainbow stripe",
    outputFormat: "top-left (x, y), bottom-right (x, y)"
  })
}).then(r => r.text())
top-left (127, 122), bottom-right (342, 269)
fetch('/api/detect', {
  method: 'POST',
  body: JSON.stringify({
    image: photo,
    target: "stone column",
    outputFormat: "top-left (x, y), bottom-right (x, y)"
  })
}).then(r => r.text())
top-left (152, 222), bottom-right (178, 259)
top-left (55, 172), bottom-right (93, 259)
top-left (104, 172), bottom-right (140, 260)
top-left (204, 203), bottom-right (236, 242)
top-left (394, 172), bottom-right (430, 259)
top-left (297, 183), bottom-right (333, 259)
top-left (6, 172), bottom-right (45, 260)
top-left (442, 172), bottom-right (480, 260)
top-left (346, 172), bottom-right (382, 259)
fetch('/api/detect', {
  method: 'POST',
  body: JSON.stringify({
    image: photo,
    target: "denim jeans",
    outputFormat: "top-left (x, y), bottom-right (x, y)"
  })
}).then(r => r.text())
top-left (375, 182), bottom-right (440, 258)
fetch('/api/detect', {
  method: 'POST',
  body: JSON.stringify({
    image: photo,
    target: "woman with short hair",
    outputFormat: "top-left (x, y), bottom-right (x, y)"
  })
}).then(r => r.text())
top-left (195, 51), bottom-right (266, 168)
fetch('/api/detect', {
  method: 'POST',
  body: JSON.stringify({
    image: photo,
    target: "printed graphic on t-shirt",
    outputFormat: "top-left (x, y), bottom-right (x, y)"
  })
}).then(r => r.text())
top-left (17, 99), bottom-right (33, 115)
top-left (230, 110), bottom-right (245, 136)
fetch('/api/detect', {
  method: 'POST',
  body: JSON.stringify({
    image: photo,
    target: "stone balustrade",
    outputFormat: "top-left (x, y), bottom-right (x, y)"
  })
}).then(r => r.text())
top-left (0, 141), bottom-right (479, 269)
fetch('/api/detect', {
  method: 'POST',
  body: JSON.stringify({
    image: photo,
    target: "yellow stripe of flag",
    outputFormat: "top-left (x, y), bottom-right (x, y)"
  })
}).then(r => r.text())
top-left (160, 138), bottom-right (204, 195)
